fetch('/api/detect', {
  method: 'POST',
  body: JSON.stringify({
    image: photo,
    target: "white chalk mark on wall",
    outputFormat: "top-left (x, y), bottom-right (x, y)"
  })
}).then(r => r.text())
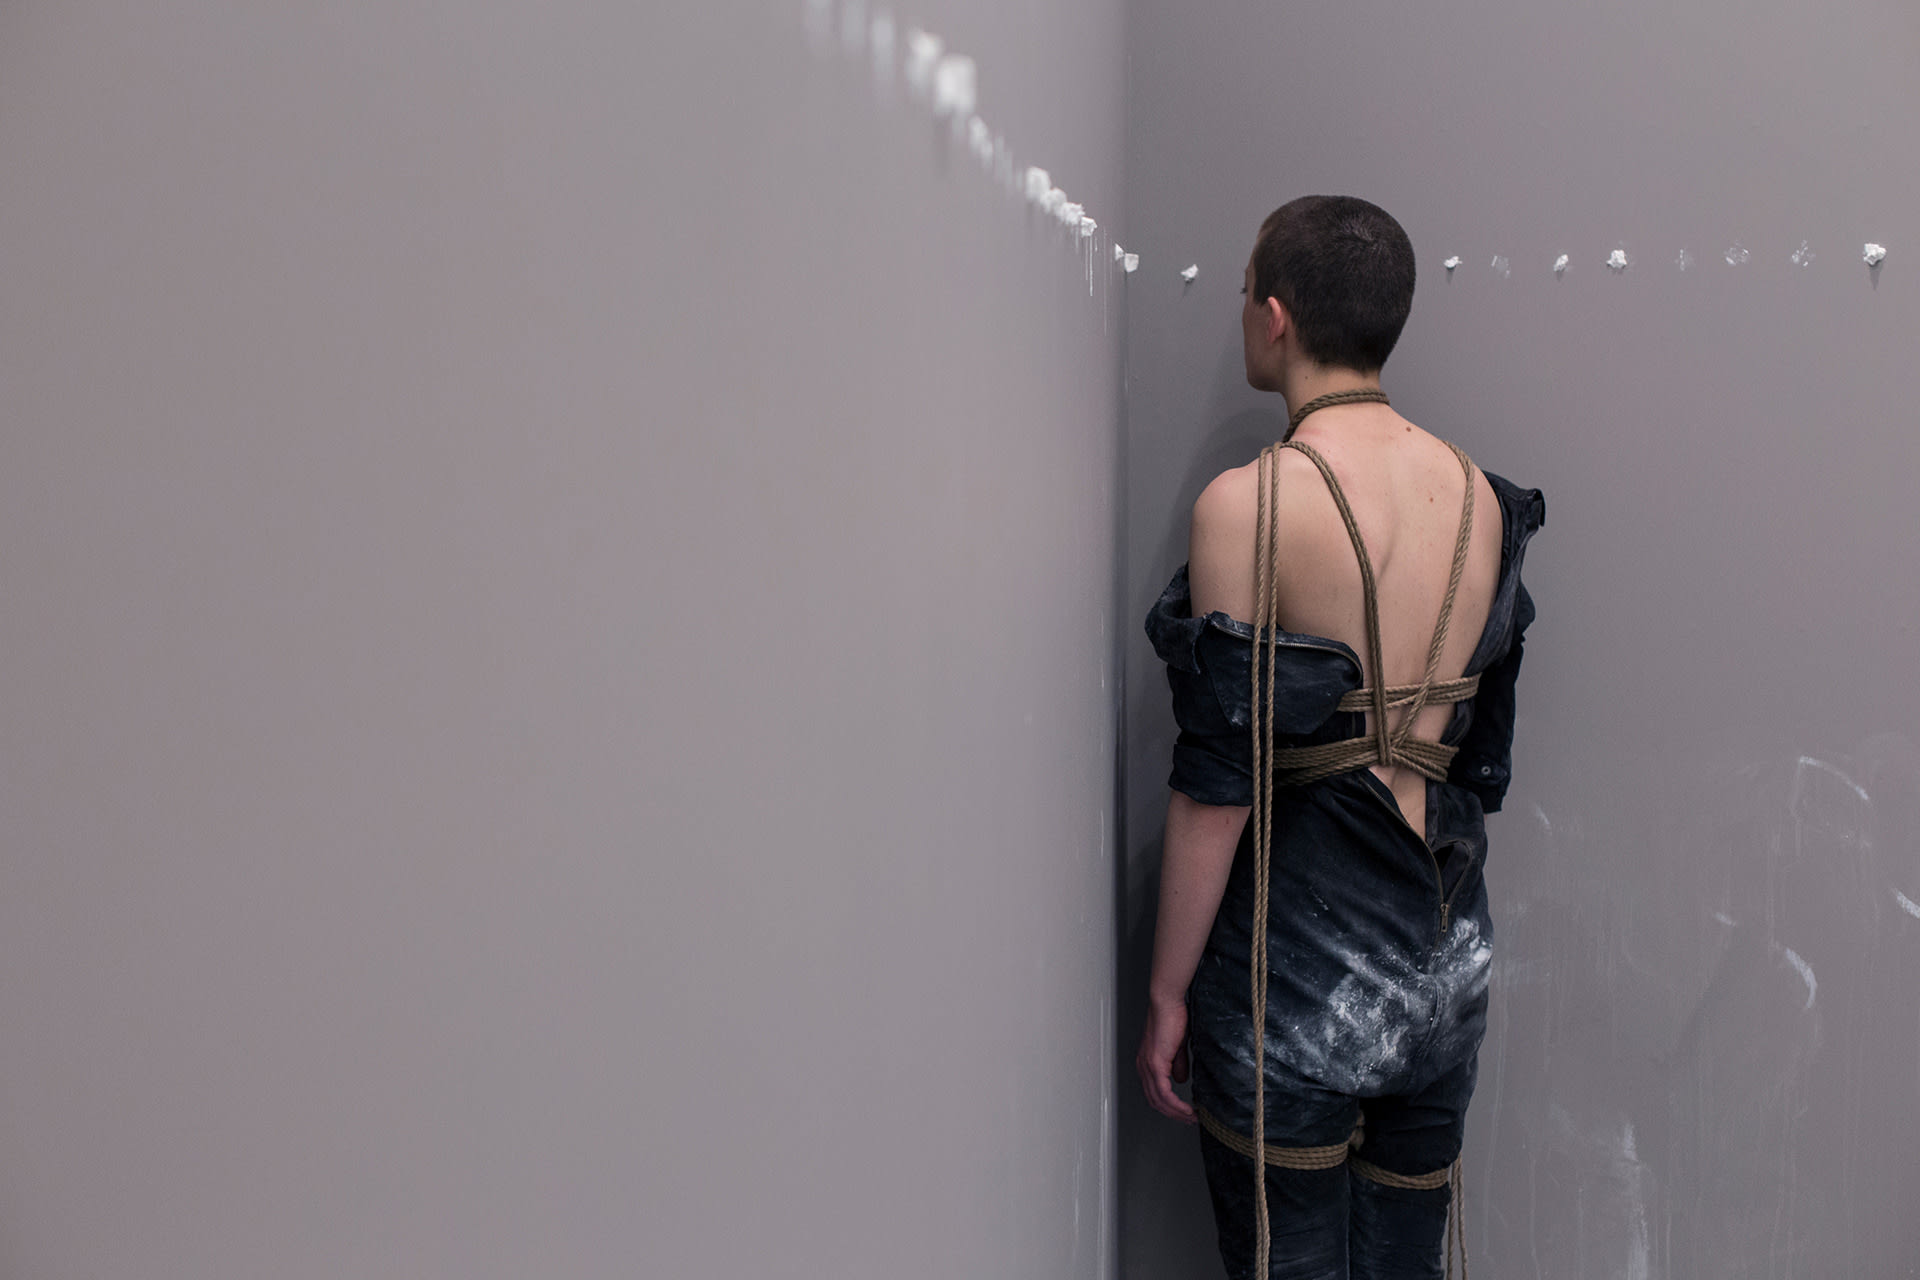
top-left (932, 54), bottom-right (976, 121)
top-left (1725, 242), bottom-right (1751, 266)
top-left (1180, 264), bottom-right (1199, 283)
top-left (903, 29), bottom-right (942, 99)
top-left (1553, 254), bottom-right (1570, 275)
top-left (966, 116), bottom-right (993, 166)
top-left (1864, 242), bottom-right (1888, 266)
top-left (1779, 945), bottom-right (1818, 1010)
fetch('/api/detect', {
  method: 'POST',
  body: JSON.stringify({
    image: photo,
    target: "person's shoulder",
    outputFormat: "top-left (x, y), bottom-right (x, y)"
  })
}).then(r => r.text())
top-left (1191, 448), bottom-right (1316, 526)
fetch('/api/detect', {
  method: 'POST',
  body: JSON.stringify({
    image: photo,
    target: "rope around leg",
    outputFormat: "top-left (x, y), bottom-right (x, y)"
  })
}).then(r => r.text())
top-left (1349, 1155), bottom-right (1468, 1280)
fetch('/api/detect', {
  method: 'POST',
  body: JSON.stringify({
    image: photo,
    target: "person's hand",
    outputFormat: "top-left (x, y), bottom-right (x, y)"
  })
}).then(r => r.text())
top-left (1136, 995), bottom-right (1195, 1124)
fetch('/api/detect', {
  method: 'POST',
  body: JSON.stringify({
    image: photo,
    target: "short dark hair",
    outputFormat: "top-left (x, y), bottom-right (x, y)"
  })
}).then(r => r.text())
top-left (1251, 196), bottom-right (1416, 373)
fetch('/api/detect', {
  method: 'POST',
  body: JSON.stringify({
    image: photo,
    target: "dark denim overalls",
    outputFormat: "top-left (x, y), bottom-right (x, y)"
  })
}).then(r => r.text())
top-left (1145, 465), bottom-right (1544, 1279)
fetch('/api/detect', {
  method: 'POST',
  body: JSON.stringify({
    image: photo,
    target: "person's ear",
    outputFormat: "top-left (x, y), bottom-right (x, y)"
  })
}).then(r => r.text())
top-left (1265, 296), bottom-right (1289, 344)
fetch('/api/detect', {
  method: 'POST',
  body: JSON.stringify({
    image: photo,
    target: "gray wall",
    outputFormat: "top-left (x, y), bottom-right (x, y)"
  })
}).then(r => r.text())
top-left (0, 2), bottom-right (1123, 1276)
top-left (1119, 0), bottom-right (1920, 1276)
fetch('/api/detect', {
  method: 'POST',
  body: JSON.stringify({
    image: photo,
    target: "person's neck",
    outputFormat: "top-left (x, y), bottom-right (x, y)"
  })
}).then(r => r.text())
top-left (1280, 365), bottom-right (1384, 427)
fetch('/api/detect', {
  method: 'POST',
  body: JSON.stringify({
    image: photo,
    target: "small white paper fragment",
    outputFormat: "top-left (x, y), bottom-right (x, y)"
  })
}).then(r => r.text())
top-left (1790, 240), bottom-right (1814, 268)
top-left (1024, 167), bottom-right (1051, 203)
top-left (1676, 249), bottom-right (1694, 271)
top-left (1180, 264), bottom-right (1199, 282)
top-left (966, 116), bottom-right (993, 165)
top-left (1114, 243), bottom-right (1126, 262)
top-left (1606, 248), bottom-right (1629, 272)
top-left (903, 30), bottom-right (943, 98)
top-left (1864, 242), bottom-right (1888, 266)
top-left (1491, 255), bottom-right (1511, 278)
top-left (869, 11), bottom-right (895, 86)
top-left (932, 54), bottom-right (976, 119)
top-left (1124, 253), bottom-right (1140, 274)
top-left (1080, 216), bottom-right (1098, 238)
top-left (1443, 255), bottom-right (1462, 271)
top-left (1725, 242), bottom-right (1750, 266)
top-left (1553, 254), bottom-right (1570, 275)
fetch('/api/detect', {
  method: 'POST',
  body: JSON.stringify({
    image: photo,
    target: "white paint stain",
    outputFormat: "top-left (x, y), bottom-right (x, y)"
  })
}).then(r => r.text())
top-left (1792, 754), bottom-right (1871, 808)
top-left (1791, 239), bottom-right (1815, 268)
top-left (1274, 921), bottom-right (1494, 1096)
top-left (1180, 264), bottom-right (1199, 282)
top-left (1725, 242), bottom-right (1751, 266)
top-left (1780, 945), bottom-right (1818, 1010)
top-left (1894, 889), bottom-right (1920, 921)
top-left (965, 115), bottom-right (993, 166)
top-left (1491, 254), bottom-right (1512, 278)
top-left (931, 54), bottom-right (976, 119)
top-left (1553, 253), bottom-right (1570, 275)
top-left (1864, 242), bottom-right (1889, 266)
top-left (1676, 248), bottom-right (1694, 271)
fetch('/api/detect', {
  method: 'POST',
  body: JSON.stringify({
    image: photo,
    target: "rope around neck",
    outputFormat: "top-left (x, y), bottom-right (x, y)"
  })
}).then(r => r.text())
top-left (1284, 387), bottom-right (1391, 438)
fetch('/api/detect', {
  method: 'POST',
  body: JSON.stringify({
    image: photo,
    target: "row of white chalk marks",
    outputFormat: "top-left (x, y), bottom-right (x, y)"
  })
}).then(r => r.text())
top-left (802, 0), bottom-right (1154, 293)
top-left (806, 3), bottom-right (1891, 290)
top-left (1443, 242), bottom-right (1889, 278)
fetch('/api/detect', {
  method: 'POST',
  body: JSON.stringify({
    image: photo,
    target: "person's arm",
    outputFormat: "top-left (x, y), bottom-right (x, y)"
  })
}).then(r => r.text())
top-left (1136, 476), bottom-right (1258, 1123)
top-left (1136, 792), bottom-right (1250, 1124)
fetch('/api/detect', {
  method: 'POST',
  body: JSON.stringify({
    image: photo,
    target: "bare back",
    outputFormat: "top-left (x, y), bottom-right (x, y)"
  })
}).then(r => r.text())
top-left (1187, 407), bottom-right (1504, 838)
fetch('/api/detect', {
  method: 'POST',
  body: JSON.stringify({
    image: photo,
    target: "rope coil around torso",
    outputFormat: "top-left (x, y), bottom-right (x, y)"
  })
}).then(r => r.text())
top-left (1244, 391), bottom-right (1479, 1280)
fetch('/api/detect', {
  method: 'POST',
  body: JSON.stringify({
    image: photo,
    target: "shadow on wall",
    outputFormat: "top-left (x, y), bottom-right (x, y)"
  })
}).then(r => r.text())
top-left (1478, 729), bottom-right (1920, 1277)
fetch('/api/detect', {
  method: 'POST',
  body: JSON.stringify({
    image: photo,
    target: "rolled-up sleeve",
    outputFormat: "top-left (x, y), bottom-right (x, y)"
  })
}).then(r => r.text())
top-left (1448, 581), bottom-right (1533, 813)
top-left (1145, 565), bottom-right (1256, 807)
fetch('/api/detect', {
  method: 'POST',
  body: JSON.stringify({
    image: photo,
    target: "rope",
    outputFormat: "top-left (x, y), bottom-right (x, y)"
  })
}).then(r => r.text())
top-left (1201, 1105), bottom-right (1469, 1280)
top-left (1285, 387), bottom-right (1392, 438)
top-left (1194, 1106), bottom-right (1354, 1170)
top-left (1265, 438), bottom-right (1477, 787)
top-left (1246, 389), bottom-right (1480, 1278)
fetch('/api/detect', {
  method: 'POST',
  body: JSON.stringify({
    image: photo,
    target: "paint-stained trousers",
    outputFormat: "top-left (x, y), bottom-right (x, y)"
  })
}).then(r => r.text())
top-left (1195, 1053), bottom-right (1475, 1280)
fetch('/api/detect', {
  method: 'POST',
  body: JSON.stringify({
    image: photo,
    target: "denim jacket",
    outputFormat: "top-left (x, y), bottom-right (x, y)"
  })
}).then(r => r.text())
top-left (1144, 470), bottom-right (1545, 816)
top-left (1142, 469), bottom-right (1545, 1116)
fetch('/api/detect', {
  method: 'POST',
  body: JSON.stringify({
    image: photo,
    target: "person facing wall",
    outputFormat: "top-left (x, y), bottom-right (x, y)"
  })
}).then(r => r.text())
top-left (1134, 195), bottom-right (1545, 1279)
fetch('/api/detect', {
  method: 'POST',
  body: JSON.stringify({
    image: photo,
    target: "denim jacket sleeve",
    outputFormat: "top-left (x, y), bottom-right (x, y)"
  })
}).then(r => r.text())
top-left (1145, 566), bottom-right (1257, 806)
top-left (1445, 475), bottom-right (1545, 813)
top-left (1144, 565), bottom-right (1359, 808)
